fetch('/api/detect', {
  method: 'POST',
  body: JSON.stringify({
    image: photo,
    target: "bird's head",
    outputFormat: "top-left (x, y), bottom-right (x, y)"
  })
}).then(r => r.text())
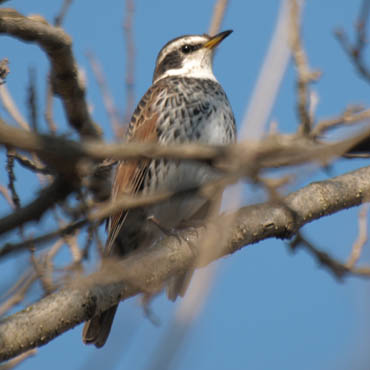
top-left (153, 30), bottom-right (233, 83)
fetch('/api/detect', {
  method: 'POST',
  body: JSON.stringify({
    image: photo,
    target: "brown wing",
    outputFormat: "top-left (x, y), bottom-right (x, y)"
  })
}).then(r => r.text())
top-left (105, 85), bottom-right (161, 256)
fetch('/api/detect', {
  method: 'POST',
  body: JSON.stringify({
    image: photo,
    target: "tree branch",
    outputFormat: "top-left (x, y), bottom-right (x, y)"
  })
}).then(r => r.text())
top-left (1, 165), bottom-right (370, 361)
top-left (290, 0), bottom-right (321, 135)
top-left (1, 117), bottom-right (370, 176)
top-left (0, 8), bottom-right (101, 139)
top-left (335, 0), bottom-right (370, 83)
top-left (0, 178), bottom-right (73, 237)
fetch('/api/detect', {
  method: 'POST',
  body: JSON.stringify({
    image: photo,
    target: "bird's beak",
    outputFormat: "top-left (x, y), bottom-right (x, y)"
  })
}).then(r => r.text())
top-left (203, 30), bottom-right (233, 50)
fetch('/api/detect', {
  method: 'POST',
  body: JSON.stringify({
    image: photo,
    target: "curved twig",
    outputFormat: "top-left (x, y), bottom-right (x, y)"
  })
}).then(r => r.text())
top-left (0, 8), bottom-right (101, 138)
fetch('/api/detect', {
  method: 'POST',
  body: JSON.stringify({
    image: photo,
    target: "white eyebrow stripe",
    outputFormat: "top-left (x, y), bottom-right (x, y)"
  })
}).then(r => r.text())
top-left (156, 36), bottom-right (208, 66)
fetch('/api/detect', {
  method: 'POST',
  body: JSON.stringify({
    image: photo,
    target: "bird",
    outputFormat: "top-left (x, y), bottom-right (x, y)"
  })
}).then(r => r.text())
top-left (82, 30), bottom-right (236, 347)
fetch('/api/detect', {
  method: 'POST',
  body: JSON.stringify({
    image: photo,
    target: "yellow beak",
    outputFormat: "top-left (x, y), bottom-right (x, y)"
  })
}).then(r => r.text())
top-left (203, 30), bottom-right (233, 49)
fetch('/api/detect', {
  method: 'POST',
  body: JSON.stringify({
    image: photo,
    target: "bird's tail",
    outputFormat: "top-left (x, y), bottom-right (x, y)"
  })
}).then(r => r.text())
top-left (166, 268), bottom-right (195, 302)
top-left (82, 305), bottom-right (118, 348)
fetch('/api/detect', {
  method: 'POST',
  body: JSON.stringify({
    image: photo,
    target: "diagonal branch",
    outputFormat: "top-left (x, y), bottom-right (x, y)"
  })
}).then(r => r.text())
top-left (0, 177), bottom-right (73, 237)
top-left (1, 165), bottom-right (370, 361)
top-left (335, 0), bottom-right (370, 83)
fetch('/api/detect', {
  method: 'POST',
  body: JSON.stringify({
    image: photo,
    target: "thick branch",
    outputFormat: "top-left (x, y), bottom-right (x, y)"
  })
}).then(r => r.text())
top-left (1, 165), bottom-right (370, 361)
top-left (0, 8), bottom-right (101, 138)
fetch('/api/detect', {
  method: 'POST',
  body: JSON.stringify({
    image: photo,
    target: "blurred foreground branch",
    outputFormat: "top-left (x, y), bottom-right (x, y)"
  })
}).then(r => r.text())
top-left (1, 115), bottom-right (370, 243)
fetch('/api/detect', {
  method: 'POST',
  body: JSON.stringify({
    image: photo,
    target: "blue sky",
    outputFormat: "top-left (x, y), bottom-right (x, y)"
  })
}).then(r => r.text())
top-left (1, 1), bottom-right (370, 369)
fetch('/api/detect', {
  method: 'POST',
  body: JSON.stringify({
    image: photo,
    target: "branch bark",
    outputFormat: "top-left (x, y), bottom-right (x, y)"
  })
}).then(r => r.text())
top-left (1, 165), bottom-right (369, 361)
top-left (0, 8), bottom-right (101, 139)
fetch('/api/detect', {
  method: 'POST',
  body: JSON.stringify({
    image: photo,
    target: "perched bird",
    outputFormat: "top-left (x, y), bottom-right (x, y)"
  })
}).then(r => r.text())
top-left (82, 30), bottom-right (236, 347)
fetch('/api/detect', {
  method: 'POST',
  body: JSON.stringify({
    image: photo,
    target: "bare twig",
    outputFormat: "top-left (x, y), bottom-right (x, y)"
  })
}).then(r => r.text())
top-left (0, 177), bottom-right (73, 237)
top-left (335, 0), bottom-right (370, 82)
top-left (290, 233), bottom-right (350, 279)
top-left (64, 232), bottom-right (82, 263)
top-left (0, 58), bottom-right (9, 85)
top-left (0, 270), bottom-right (37, 316)
top-left (30, 252), bottom-right (55, 294)
top-left (0, 83), bottom-right (49, 181)
top-left (40, 239), bottom-right (65, 293)
top-left (357, 0), bottom-right (370, 44)
top-left (290, 202), bottom-right (370, 278)
top-left (208, 0), bottom-right (229, 36)
top-left (54, 0), bottom-right (73, 26)
top-left (43, 0), bottom-right (74, 134)
top-left (82, 225), bottom-right (95, 259)
top-left (0, 220), bottom-right (86, 258)
top-left (0, 349), bottom-right (37, 370)
top-left (0, 84), bottom-right (30, 130)
top-left (122, 0), bottom-right (136, 133)
top-left (86, 52), bottom-right (121, 137)
top-left (0, 185), bottom-right (14, 208)
top-left (312, 106), bottom-right (370, 138)
top-left (44, 80), bottom-right (57, 134)
top-left (8, 152), bottom-right (51, 175)
top-left (290, 0), bottom-right (321, 135)
top-left (6, 149), bottom-right (20, 209)
top-left (27, 67), bottom-right (38, 132)
top-left (346, 204), bottom-right (369, 268)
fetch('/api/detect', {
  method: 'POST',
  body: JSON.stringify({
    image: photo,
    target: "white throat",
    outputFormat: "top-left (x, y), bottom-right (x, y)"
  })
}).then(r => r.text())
top-left (155, 58), bottom-right (218, 83)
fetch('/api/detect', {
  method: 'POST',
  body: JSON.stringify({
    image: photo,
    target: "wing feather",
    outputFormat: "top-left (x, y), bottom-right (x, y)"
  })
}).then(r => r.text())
top-left (105, 85), bottom-right (161, 255)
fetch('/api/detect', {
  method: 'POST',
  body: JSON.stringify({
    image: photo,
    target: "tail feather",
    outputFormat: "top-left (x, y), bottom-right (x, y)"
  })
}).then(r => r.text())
top-left (166, 269), bottom-right (194, 302)
top-left (82, 305), bottom-right (118, 348)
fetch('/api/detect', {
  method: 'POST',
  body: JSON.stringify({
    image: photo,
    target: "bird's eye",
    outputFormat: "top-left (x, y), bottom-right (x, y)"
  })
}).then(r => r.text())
top-left (181, 44), bottom-right (193, 54)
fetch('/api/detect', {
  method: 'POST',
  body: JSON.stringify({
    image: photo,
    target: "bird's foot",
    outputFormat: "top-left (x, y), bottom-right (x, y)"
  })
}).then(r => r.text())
top-left (147, 215), bottom-right (182, 243)
top-left (146, 215), bottom-right (200, 259)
